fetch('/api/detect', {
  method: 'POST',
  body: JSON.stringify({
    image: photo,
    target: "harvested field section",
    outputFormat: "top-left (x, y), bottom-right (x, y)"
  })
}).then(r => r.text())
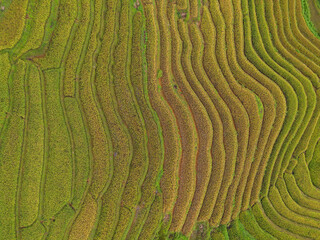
top-left (1, 0), bottom-right (320, 239)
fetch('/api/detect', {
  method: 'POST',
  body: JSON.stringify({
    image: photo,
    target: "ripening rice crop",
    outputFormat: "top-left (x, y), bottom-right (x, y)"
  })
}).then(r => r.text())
top-left (1, 0), bottom-right (320, 239)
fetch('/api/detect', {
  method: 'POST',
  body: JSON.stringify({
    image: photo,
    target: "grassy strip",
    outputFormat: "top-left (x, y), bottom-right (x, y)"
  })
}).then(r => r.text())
top-left (210, 225), bottom-right (229, 240)
top-left (41, 69), bottom-right (73, 221)
top-left (210, 0), bottom-right (263, 225)
top-left (0, 0), bottom-right (28, 51)
top-left (189, 222), bottom-right (210, 240)
top-left (284, 0), bottom-right (320, 63)
top-left (171, 11), bottom-right (214, 236)
top-left (227, 219), bottom-right (255, 240)
top-left (198, 6), bottom-right (238, 224)
top-left (151, 0), bottom-right (182, 217)
top-left (17, 64), bottom-right (44, 229)
top-left (0, 53), bottom-right (11, 134)
top-left (168, 232), bottom-right (188, 240)
top-left (308, 0), bottom-right (320, 32)
top-left (0, 60), bottom-right (26, 239)
top-left (301, 0), bottom-right (320, 37)
top-left (253, 0), bottom-right (316, 196)
top-left (33, 0), bottom-right (77, 69)
top-left (276, 177), bottom-right (320, 220)
top-left (156, 214), bottom-right (172, 239)
top-left (188, 22), bottom-right (226, 226)
top-left (239, 209), bottom-right (277, 239)
top-left (252, 202), bottom-right (299, 240)
top-left (295, 0), bottom-right (320, 49)
top-left (230, 0), bottom-right (285, 218)
top-left (124, 8), bottom-right (164, 240)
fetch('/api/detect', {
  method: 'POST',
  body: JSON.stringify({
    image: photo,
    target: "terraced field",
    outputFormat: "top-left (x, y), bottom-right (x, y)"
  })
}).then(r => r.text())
top-left (1, 0), bottom-right (320, 239)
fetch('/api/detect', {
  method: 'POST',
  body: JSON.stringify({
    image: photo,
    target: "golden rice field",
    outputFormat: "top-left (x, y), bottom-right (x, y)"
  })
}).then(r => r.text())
top-left (0, 0), bottom-right (320, 239)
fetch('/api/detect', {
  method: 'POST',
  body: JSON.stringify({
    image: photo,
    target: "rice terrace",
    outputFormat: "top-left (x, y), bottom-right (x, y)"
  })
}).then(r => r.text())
top-left (1, 0), bottom-right (320, 239)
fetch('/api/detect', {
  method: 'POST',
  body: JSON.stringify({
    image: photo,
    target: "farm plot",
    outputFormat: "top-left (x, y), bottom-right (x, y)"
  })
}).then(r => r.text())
top-left (0, 0), bottom-right (320, 239)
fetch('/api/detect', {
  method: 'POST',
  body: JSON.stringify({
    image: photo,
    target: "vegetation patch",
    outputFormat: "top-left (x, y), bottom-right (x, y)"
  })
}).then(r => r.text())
top-left (1, 0), bottom-right (320, 239)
